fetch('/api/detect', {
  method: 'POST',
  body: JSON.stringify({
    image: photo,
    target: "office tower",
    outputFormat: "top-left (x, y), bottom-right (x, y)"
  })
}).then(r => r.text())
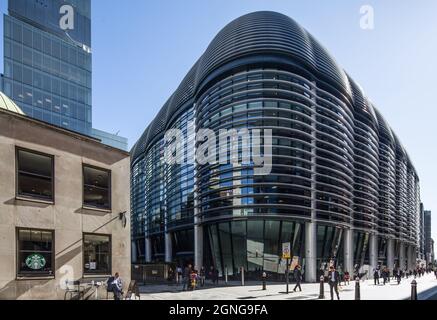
top-left (131, 11), bottom-right (421, 281)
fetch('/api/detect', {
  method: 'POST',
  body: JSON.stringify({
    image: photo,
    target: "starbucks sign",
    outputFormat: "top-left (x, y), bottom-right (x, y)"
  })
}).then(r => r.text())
top-left (25, 254), bottom-right (46, 270)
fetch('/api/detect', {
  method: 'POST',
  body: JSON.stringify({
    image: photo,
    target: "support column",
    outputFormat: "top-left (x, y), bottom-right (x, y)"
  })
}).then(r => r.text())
top-left (387, 238), bottom-right (394, 269)
top-left (193, 150), bottom-right (204, 271)
top-left (344, 228), bottom-right (354, 275)
top-left (145, 237), bottom-right (152, 263)
top-left (399, 242), bottom-right (406, 271)
top-left (305, 86), bottom-right (317, 284)
top-left (165, 232), bottom-right (173, 263)
top-left (194, 225), bottom-right (203, 271)
top-left (305, 222), bottom-right (317, 283)
top-left (131, 241), bottom-right (138, 264)
top-left (369, 233), bottom-right (378, 271)
top-left (408, 246), bottom-right (416, 270)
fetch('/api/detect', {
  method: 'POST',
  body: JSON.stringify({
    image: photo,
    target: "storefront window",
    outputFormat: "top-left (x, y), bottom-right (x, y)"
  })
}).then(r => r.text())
top-left (17, 228), bottom-right (54, 277)
top-left (83, 234), bottom-right (111, 275)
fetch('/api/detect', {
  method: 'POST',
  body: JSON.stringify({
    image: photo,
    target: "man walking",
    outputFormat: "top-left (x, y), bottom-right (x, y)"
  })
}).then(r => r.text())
top-left (395, 268), bottom-right (402, 285)
top-left (328, 266), bottom-right (340, 300)
top-left (382, 267), bottom-right (388, 285)
top-left (293, 265), bottom-right (303, 292)
top-left (373, 267), bottom-right (380, 285)
top-left (199, 267), bottom-right (206, 287)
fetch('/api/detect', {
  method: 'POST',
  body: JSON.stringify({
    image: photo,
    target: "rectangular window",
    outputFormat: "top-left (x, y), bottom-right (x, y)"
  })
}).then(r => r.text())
top-left (83, 233), bottom-right (111, 275)
top-left (83, 165), bottom-right (111, 210)
top-left (16, 148), bottom-right (54, 202)
top-left (17, 228), bottom-right (54, 277)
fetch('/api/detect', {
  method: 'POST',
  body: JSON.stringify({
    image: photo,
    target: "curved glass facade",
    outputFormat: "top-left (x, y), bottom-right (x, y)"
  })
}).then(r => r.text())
top-left (131, 11), bottom-right (421, 281)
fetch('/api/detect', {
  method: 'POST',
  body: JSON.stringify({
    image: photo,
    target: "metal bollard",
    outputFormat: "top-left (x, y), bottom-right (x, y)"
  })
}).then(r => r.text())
top-left (318, 276), bottom-right (325, 299)
top-left (355, 277), bottom-right (361, 300)
top-left (225, 267), bottom-right (228, 285)
top-left (411, 280), bottom-right (418, 300)
top-left (262, 272), bottom-right (267, 290)
top-left (241, 267), bottom-right (245, 286)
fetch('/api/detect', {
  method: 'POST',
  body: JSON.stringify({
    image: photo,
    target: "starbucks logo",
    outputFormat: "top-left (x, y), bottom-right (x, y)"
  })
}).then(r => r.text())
top-left (25, 254), bottom-right (46, 270)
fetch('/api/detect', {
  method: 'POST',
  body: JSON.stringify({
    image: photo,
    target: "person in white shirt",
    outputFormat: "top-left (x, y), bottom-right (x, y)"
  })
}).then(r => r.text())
top-left (112, 272), bottom-right (123, 300)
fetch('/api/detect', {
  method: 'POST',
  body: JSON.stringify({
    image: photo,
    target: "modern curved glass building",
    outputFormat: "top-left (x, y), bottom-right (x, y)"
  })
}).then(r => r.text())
top-left (131, 11), bottom-right (421, 282)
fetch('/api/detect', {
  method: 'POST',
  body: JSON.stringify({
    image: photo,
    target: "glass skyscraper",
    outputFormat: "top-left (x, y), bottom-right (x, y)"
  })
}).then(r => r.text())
top-left (3, 0), bottom-right (92, 135)
top-left (2, 0), bottom-right (127, 150)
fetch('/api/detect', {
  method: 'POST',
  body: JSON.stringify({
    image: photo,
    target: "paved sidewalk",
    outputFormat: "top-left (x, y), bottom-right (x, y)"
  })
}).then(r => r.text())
top-left (139, 273), bottom-right (437, 301)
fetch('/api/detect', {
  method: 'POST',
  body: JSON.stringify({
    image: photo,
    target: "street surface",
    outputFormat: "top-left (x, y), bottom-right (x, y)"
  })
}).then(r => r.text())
top-left (138, 273), bottom-right (437, 301)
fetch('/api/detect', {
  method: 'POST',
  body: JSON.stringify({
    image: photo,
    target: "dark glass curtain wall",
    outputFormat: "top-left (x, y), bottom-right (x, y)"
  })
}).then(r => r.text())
top-left (206, 220), bottom-right (304, 280)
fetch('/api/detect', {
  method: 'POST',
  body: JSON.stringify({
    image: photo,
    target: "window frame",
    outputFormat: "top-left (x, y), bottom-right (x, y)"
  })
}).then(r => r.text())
top-left (15, 146), bottom-right (55, 204)
top-left (82, 164), bottom-right (112, 212)
top-left (16, 227), bottom-right (55, 279)
top-left (82, 232), bottom-right (112, 276)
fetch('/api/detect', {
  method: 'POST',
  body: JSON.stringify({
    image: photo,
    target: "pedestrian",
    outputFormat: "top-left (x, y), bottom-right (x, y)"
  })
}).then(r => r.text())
top-left (214, 268), bottom-right (219, 285)
top-left (168, 267), bottom-right (174, 284)
top-left (200, 267), bottom-right (206, 287)
top-left (434, 269), bottom-right (437, 280)
top-left (373, 267), bottom-right (380, 286)
top-left (328, 266), bottom-right (340, 300)
top-left (344, 271), bottom-right (350, 285)
top-left (191, 269), bottom-right (198, 291)
top-left (396, 268), bottom-right (402, 285)
top-left (177, 266), bottom-right (183, 285)
top-left (209, 266), bottom-right (214, 284)
top-left (182, 264), bottom-right (192, 291)
top-left (382, 268), bottom-right (387, 285)
top-left (338, 268), bottom-right (344, 286)
top-left (353, 264), bottom-right (361, 281)
top-left (108, 272), bottom-right (123, 300)
top-left (293, 265), bottom-right (303, 292)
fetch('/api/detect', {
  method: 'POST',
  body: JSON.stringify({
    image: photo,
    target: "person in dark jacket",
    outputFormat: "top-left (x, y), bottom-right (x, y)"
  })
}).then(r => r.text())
top-left (328, 266), bottom-right (340, 300)
top-left (199, 267), bottom-right (206, 287)
top-left (395, 268), bottom-right (402, 285)
top-left (293, 265), bottom-right (303, 292)
top-left (373, 267), bottom-right (380, 285)
top-left (182, 264), bottom-right (192, 291)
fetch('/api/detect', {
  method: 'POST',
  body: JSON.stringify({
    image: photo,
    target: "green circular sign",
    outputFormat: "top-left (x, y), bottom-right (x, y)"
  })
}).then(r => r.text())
top-left (25, 254), bottom-right (46, 270)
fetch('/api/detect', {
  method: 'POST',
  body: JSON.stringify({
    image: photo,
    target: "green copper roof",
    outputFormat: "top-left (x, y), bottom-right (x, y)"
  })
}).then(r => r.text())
top-left (0, 91), bottom-right (25, 115)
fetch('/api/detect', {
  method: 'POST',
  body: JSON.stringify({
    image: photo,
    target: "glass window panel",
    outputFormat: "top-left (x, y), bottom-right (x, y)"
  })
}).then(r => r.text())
top-left (83, 234), bottom-right (111, 275)
top-left (23, 26), bottom-right (32, 47)
top-left (17, 149), bottom-right (54, 201)
top-left (263, 221), bottom-right (280, 273)
top-left (218, 222), bottom-right (233, 276)
top-left (23, 67), bottom-right (32, 86)
top-left (231, 221), bottom-right (247, 275)
top-left (12, 21), bottom-right (22, 43)
top-left (247, 221), bottom-right (264, 272)
top-left (17, 229), bottom-right (54, 277)
top-left (33, 51), bottom-right (42, 69)
top-left (12, 43), bottom-right (22, 63)
top-left (83, 165), bottom-right (111, 210)
top-left (42, 36), bottom-right (51, 55)
top-left (33, 32), bottom-right (42, 51)
top-left (22, 47), bottom-right (33, 66)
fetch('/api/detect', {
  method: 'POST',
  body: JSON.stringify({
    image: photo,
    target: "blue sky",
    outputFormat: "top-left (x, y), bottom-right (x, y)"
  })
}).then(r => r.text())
top-left (1, 0), bottom-right (436, 242)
